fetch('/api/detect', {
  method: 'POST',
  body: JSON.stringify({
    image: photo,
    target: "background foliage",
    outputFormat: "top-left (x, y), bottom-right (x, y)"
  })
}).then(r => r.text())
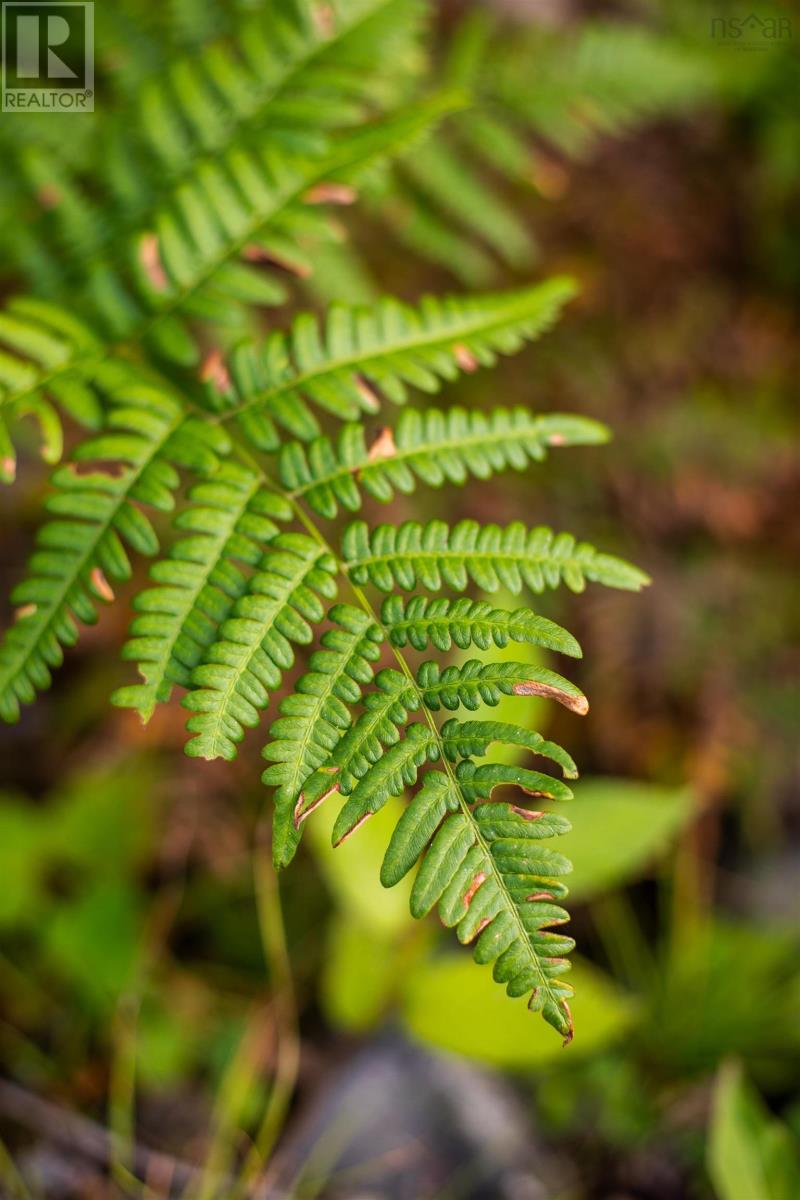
top-left (0, 0), bottom-right (798, 1197)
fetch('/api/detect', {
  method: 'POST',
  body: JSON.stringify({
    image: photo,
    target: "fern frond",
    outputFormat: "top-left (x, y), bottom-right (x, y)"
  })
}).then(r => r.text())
top-left (0, 377), bottom-right (226, 721)
top-left (111, 0), bottom-right (425, 201)
top-left (440, 718), bottom-right (578, 780)
top-left (279, 406), bottom-right (606, 516)
top-left (402, 137), bottom-right (535, 268)
top-left (292, 650), bottom-right (584, 832)
top-left (183, 535), bottom-right (339, 761)
top-left (262, 603), bottom-right (384, 867)
top-left (416, 659), bottom-right (587, 715)
top-left (292, 667), bottom-right (420, 826)
top-left (344, 519), bottom-right (650, 594)
top-left (380, 769), bottom-right (576, 1039)
top-left (295, 619), bottom-right (588, 1037)
top-left (95, 97), bottom-right (457, 364)
top-left (112, 464), bottom-right (293, 722)
top-left (217, 278), bottom-right (577, 450)
top-left (0, 0), bottom-right (659, 1042)
top-left (381, 595), bottom-right (581, 657)
top-left (0, 298), bottom-right (105, 482)
top-left (8, 1), bottom-right (427, 298)
top-left (331, 722), bottom-right (440, 845)
top-left (138, 0), bottom-right (425, 175)
top-left (372, 9), bottom-right (715, 285)
top-left (493, 20), bottom-right (714, 160)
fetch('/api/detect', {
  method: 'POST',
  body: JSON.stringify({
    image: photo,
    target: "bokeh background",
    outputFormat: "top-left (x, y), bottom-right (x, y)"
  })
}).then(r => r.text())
top-left (0, 1), bottom-right (798, 1197)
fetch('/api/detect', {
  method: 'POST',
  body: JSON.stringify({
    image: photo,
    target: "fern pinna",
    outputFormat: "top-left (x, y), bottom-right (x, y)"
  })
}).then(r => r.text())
top-left (0, 0), bottom-right (654, 1042)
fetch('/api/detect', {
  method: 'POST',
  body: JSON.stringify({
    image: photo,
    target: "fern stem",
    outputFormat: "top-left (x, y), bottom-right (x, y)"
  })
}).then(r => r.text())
top-left (240, 828), bottom-right (300, 1194)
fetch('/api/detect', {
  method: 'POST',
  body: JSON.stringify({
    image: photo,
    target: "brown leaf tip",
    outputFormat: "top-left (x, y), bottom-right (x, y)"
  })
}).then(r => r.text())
top-left (512, 680), bottom-right (589, 715)
top-left (511, 806), bottom-right (545, 821)
top-left (199, 349), bottom-right (232, 395)
top-left (313, 2), bottom-right (335, 37)
top-left (453, 343), bottom-right (478, 372)
top-left (139, 233), bottom-right (168, 292)
top-left (304, 182), bottom-right (357, 206)
top-left (37, 184), bottom-right (61, 209)
top-left (90, 567), bottom-right (114, 602)
top-left (561, 1000), bottom-right (574, 1048)
top-left (242, 244), bottom-right (311, 278)
top-left (355, 376), bottom-right (381, 412)
top-left (14, 603), bottom-right (37, 621)
top-left (366, 426), bottom-right (397, 463)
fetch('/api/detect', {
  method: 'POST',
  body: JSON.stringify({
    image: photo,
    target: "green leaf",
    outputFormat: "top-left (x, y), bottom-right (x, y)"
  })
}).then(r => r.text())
top-left (280, 406), bottom-right (606, 517)
top-left (380, 767), bottom-right (577, 1040)
top-left (219, 278), bottom-right (579, 449)
top-left (0, 376), bottom-right (227, 722)
top-left (183, 534), bottom-right (338, 760)
top-left (321, 917), bottom-right (401, 1032)
top-left (401, 955), bottom-right (637, 1067)
top-left (43, 879), bottom-right (142, 1013)
top-left (708, 1061), bottom-right (800, 1200)
top-left (307, 792), bottom-right (414, 937)
top-left (263, 604), bottom-right (384, 868)
top-left (546, 777), bottom-right (694, 900)
top-left (344, 518), bottom-right (649, 595)
top-left (382, 594), bottom-right (581, 658)
top-left (114, 465), bottom-right (292, 721)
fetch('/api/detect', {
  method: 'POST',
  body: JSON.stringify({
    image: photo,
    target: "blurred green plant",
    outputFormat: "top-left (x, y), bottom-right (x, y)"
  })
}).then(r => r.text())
top-left (0, 1), bottom-right (797, 1195)
top-left (709, 1061), bottom-right (800, 1200)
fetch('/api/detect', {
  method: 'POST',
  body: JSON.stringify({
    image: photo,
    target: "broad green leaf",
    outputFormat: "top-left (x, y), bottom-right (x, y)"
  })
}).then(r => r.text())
top-left (708, 1061), bottom-right (800, 1200)
top-left (401, 954), bottom-right (637, 1067)
top-left (549, 777), bottom-right (694, 899)
top-left (0, 796), bottom-right (44, 926)
top-left (43, 879), bottom-right (143, 1012)
top-left (307, 792), bottom-right (414, 937)
top-left (321, 917), bottom-right (403, 1031)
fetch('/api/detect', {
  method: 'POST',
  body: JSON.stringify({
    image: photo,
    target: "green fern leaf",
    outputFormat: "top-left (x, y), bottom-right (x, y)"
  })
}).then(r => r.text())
top-left (440, 718), bottom-right (578, 780)
top-left (293, 667), bottom-right (420, 822)
top-left (262, 603), bottom-right (384, 868)
top-left (215, 278), bottom-right (577, 449)
top-left (416, 659), bottom-right (588, 715)
top-left (279, 405), bottom-right (606, 516)
top-left (295, 641), bottom-right (586, 820)
top-left (344, 518), bottom-right (650, 594)
top-left (106, 96), bottom-right (459, 365)
top-left (0, 298), bottom-right (105, 482)
top-left (381, 595), bottom-right (581, 657)
top-left (331, 722), bottom-right (440, 845)
top-left (112, 464), bottom-right (293, 721)
top-left (183, 534), bottom-right (338, 761)
top-left (380, 768), bottom-right (576, 1040)
top-left (0, 376), bottom-right (226, 722)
